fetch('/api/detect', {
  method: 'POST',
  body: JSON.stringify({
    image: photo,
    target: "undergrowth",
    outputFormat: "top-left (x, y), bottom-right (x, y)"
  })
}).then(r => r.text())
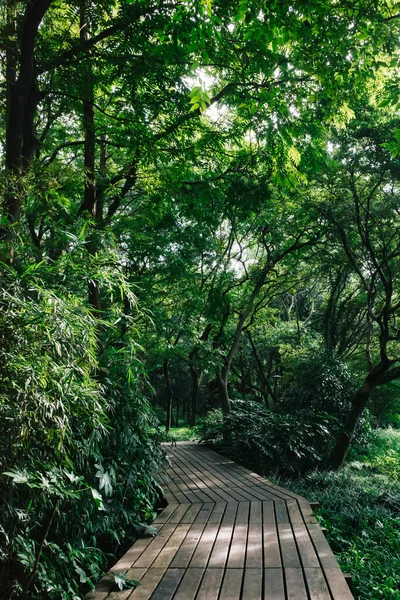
top-left (276, 429), bottom-right (400, 600)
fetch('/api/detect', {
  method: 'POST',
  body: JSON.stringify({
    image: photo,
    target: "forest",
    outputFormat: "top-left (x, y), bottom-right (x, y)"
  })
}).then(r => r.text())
top-left (0, 0), bottom-right (400, 598)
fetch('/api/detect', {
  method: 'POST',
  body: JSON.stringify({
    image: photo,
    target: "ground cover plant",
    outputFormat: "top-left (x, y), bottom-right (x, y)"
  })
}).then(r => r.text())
top-left (277, 429), bottom-right (400, 600)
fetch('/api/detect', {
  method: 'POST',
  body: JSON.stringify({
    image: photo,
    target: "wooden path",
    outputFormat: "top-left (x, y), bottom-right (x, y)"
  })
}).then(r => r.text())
top-left (87, 442), bottom-right (353, 600)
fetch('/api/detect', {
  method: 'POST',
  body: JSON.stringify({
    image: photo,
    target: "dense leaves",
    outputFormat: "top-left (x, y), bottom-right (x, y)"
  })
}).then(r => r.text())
top-left (1, 0), bottom-right (400, 597)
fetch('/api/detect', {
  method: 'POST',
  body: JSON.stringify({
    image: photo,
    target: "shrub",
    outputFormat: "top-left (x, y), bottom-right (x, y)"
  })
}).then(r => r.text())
top-left (198, 400), bottom-right (336, 474)
top-left (0, 266), bottom-right (163, 599)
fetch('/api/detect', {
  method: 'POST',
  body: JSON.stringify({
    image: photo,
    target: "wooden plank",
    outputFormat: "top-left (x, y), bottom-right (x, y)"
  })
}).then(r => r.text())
top-left (250, 501), bottom-right (263, 524)
top-left (284, 568), bottom-right (308, 600)
top-left (292, 523), bottom-right (320, 568)
top-left (162, 465), bottom-right (199, 504)
top-left (170, 524), bottom-right (206, 568)
top-left (171, 455), bottom-right (221, 503)
top-left (286, 499), bottom-right (303, 524)
top-left (194, 503), bottom-right (214, 524)
top-left (246, 522), bottom-right (263, 568)
top-left (236, 501), bottom-right (250, 523)
top-left (263, 501), bottom-right (275, 524)
top-left (298, 500), bottom-right (318, 524)
top-left (168, 504), bottom-right (191, 524)
top-left (180, 503), bottom-right (202, 524)
top-left (128, 568), bottom-right (166, 599)
top-left (122, 567), bottom-right (147, 585)
top-left (107, 568), bottom-right (147, 600)
top-left (110, 537), bottom-right (155, 573)
top-left (149, 568), bottom-right (185, 600)
top-left (275, 501), bottom-right (289, 524)
top-left (195, 568), bottom-right (224, 600)
top-left (263, 525), bottom-right (281, 568)
top-left (177, 446), bottom-right (253, 502)
top-left (153, 503), bottom-right (179, 524)
top-left (208, 503), bottom-right (237, 568)
top-left (324, 567), bottom-right (354, 600)
top-left (219, 569), bottom-right (243, 600)
top-left (133, 524), bottom-right (177, 568)
top-left (156, 471), bottom-right (184, 504)
top-left (208, 502), bottom-right (227, 524)
top-left (307, 524), bottom-right (341, 569)
top-left (152, 524), bottom-right (190, 568)
top-left (278, 524), bottom-right (301, 568)
top-left (189, 523), bottom-right (220, 568)
top-left (264, 568), bottom-right (285, 600)
top-left (172, 568), bottom-right (204, 600)
top-left (85, 581), bottom-right (111, 600)
top-left (304, 568), bottom-right (332, 600)
top-left (242, 568), bottom-right (262, 600)
top-left (227, 522), bottom-right (248, 568)
top-left (166, 459), bottom-right (214, 504)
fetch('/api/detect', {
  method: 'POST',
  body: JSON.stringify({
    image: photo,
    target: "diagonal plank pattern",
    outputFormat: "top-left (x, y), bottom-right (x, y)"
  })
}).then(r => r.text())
top-left (86, 442), bottom-right (353, 600)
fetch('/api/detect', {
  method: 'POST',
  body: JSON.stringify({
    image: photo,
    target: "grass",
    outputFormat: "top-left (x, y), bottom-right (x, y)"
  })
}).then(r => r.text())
top-left (160, 426), bottom-right (199, 442)
top-left (275, 428), bottom-right (400, 600)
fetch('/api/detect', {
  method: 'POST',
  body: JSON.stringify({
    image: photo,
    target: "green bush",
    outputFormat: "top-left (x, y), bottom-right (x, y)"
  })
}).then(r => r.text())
top-left (0, 265), bottom-right (163, 599)
top-left (198, 400), bottom-right (336, 474)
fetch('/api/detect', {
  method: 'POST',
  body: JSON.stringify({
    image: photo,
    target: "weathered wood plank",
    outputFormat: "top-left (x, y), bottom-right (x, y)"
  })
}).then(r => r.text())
top-left (263, 524), bottom-right (281, 568)
top-left (189, 523), bottom-right (220, 568)
top-left (148, 568), bottom-right (185, 600)
top-left (264, 568), bottom-right (285, 600)
top-left (151, 524), bottom-right (190, 568)
top-left (324, 567), bottom-right (355, 600)
top-left (169, 523), bottom-right (206, 568)
top-left (304, 568), bottom-right (332, 600)
top-left (242, 568), bottom-right (262, 600)
top-left (284, 568), bottom-right (308, 600)
top-left (292, 523), bottom-right (320, 569)
top-left (208, 503), bottom-right (237, 568)
top-left (195, 568), bottom-right (224, 600)
top-left (219, 569), bottom-right (243, 600)
top-left (278, 524), bottom-right (301, 568)
top-left (128, 568), bottom-right (166, 599)
top-left (172, 567), bottom-right (204, 600)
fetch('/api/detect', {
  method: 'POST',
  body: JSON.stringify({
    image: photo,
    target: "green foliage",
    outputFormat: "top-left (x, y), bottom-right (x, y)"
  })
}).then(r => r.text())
top-left (281, 352), bottom-right (356, 419)
top-left (198, 400), bottom-right (335, 474)
top-left (278, 431), bottom-right (400, 600)
top-left (160, 427), bottom-right (199, 442)
top-left (0, 264), bottom-right (163, 599)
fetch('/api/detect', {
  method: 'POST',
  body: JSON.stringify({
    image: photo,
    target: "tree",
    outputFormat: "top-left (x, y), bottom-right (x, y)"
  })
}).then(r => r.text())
top-left (316, 122), bottom-right (400, 468)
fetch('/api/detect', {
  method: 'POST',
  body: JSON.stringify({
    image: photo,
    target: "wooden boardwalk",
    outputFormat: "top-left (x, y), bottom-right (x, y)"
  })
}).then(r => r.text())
top-left (87, 442), bottom-right (353, 600)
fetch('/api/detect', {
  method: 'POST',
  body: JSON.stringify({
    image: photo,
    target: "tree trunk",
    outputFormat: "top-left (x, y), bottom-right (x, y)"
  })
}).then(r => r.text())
top-left (247, 330), bottom-right (276, 411)
top-left (189, 364), bottom-right (200, 427)
top-left (80, 1), bottom-right (102, 315)
top-left (216, 368), bottom-right (231, 415)
top-left (330, 380), bottom-right (371, 469)
top-left (2, 0), bottom-right (53, 241)
top-left (163, 359), bottom-right (173, 433)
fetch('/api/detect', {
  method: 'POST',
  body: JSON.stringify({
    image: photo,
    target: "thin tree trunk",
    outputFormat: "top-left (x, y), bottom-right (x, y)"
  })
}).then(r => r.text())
top-left (216, 368), bottom-right (231, 414)
top-left (80, 1), bottom-right (102, 315)
top-left (246, 330), bottom-right (276, 410)
top-left (189, 364), bottom-right (200, 427)
top-left (163, 359), bottom-right (173, 433)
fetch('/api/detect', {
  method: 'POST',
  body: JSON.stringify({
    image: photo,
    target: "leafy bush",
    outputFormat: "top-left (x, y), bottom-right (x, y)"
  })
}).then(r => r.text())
top-left (281, 351), bottom-right (356, 419)
top-left (0, 264), bottom-right (163, 599)
top-left (198, 400), bottom-right (336, 474)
